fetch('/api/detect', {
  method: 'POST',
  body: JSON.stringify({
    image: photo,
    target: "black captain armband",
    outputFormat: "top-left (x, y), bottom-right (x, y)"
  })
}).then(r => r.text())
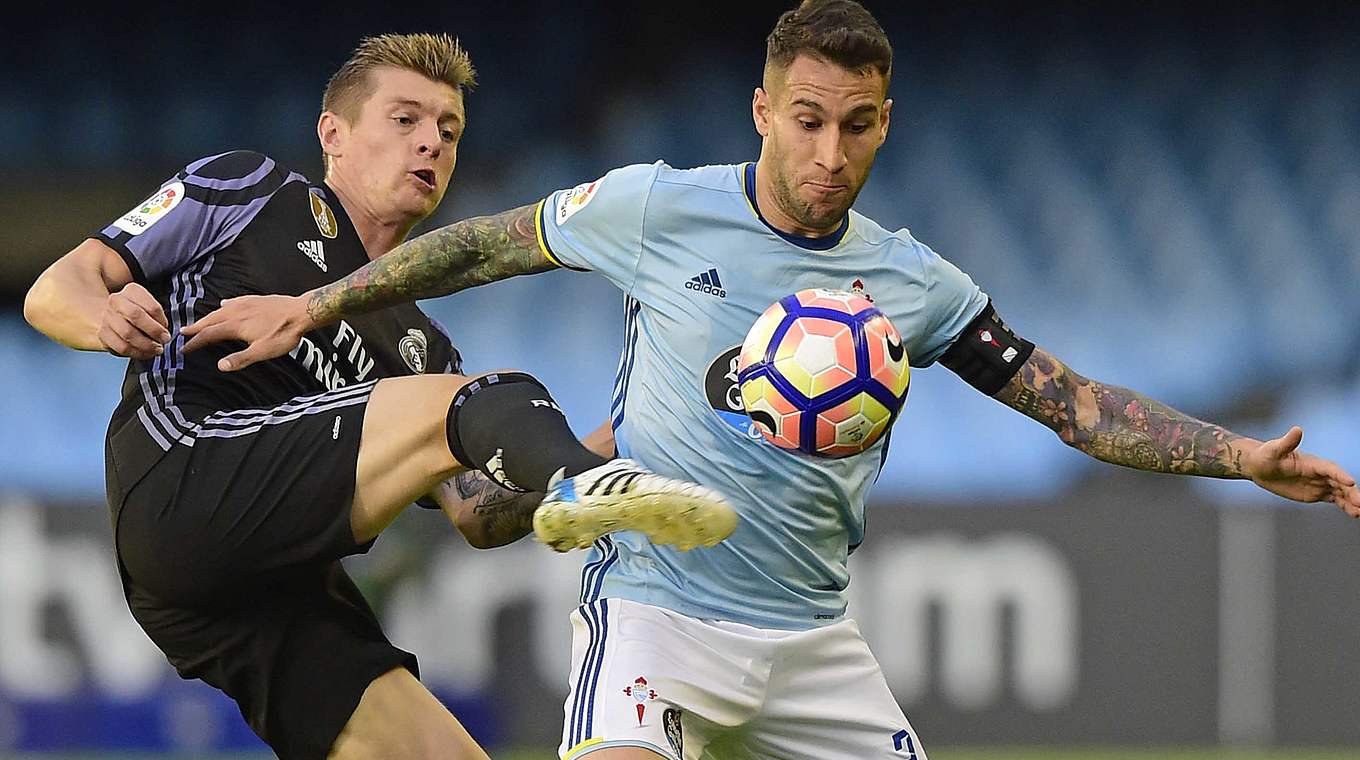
top-left (938, 302), bottom-right (1035, 395)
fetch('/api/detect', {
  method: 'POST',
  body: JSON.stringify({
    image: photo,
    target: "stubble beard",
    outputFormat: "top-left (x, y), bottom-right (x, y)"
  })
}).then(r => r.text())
top-left (770, 161), bottom-right (855, 234)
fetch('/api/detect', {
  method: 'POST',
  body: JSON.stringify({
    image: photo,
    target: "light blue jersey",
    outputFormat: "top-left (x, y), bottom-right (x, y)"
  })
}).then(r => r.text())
top-left (538, 162), bottom-right (988, 629)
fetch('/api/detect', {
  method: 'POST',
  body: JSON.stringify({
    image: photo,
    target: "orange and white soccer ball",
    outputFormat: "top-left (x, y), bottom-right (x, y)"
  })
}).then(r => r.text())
top-left (737, 288), bottom-right (910, 458)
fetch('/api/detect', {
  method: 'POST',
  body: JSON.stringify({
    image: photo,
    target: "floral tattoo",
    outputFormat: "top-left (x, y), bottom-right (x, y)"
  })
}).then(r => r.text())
top-left (994, 347), bottom-right (1246, 477)
top-left (305, 202), bottom-right (552, 325)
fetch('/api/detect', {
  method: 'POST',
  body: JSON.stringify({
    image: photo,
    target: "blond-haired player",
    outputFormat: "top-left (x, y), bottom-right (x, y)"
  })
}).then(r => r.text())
top-left (25, 33), bottom-right (733, 760)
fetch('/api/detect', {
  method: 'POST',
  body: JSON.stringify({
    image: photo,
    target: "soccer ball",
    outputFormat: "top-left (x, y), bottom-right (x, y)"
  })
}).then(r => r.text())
top-left (737, 288), bottom-right (910, 458)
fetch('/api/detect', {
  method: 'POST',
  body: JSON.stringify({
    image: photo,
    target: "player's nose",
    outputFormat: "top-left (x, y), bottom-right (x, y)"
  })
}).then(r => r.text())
top-left (416, 126), bottom-right (442, 159)
top-left (814, 131), bottom-right (848, 173)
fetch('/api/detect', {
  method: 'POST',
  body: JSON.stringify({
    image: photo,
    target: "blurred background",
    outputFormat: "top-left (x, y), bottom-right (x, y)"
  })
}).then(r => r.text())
top-left (2, 0), bottom-right (1358, 757)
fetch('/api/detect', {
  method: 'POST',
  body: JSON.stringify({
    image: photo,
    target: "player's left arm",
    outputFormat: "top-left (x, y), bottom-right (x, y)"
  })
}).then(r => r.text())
top-left (430, 420), bottom-right (617, 548)
top-left (992, 345), bottom-right (1360, 516)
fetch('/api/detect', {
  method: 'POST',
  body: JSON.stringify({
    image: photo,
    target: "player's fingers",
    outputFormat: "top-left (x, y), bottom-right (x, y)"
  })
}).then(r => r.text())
top-left (97, 325), bottom-right (128, 356)
top-left (124, 305), bottom-right (172, 345)
top-left (180, 307), bottom-right (232, 341)
top-left (1327, 471), bottom-right (1356, 493)
top-left (1308, 464), bottom-right (1359, 499)
top-left (182, 298), bottom-right (244, 336)
top-left (1341, 484), bottom-right (1360, 516)
top-left (219, 343), bottom-right (270, 372)
top-left (122, 284), bottom-right (170, 331)
top-left (1259, 426), bottom-right (1304, 461)
top-left (181, 323), bottom-right (235, 354)
top-left (179, 311), bottom-right (214, 337)
top-left (108, 318), bottom-right (164, 356)
top-left (1321, 480), bottom-right (1357, 514)
top-left (99, 325), bottom-right (158, 360)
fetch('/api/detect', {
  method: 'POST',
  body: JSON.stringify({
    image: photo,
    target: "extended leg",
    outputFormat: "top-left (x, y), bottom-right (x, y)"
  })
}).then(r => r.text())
top-left (351, 371), bottom-right (737, 551)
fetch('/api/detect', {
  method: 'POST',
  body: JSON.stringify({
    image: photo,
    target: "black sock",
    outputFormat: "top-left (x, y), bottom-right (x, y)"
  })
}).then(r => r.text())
top-left (445, 372), bottom-right (607, 492)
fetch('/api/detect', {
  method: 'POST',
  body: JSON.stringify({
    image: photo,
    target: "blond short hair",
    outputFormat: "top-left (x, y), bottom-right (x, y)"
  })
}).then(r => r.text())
top-left (323, 32), bottom-right (477, 123)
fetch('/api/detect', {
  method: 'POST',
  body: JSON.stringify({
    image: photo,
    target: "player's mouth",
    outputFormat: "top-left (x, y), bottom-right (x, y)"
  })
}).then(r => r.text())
top-left (410, 169), bottom-right (437, 192)
top-left (804, 181), bottom-right (847, 195)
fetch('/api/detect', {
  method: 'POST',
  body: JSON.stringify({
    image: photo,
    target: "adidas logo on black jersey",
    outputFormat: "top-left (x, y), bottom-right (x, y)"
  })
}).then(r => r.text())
top-left (685, 268), bottom-right (726, 298)
top-left (297, 240), bottom-right (327, 272)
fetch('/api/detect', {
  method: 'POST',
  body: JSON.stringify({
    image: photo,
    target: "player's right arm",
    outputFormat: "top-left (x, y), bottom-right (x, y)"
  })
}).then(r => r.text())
top-left (182, 202), bottom-right (553, 370)
top-left (30, 151), bottom-right (287, 360)
top-left (183, 163), bottom-right (658, 371)
top-left (23, 238), bottom-right (170, 360)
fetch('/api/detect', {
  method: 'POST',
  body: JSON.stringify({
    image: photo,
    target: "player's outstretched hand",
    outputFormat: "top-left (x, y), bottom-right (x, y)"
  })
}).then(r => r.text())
top-left (1243, 426), bottom-right (1360, 517)
top-left (181, 294), bottom-right (310, 372)
top-left (100, 282), bottom-right (171, 361)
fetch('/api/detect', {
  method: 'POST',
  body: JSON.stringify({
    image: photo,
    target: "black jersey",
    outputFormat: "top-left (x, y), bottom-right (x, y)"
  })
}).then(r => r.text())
top-left (97, 151), bottom-right (461, 490)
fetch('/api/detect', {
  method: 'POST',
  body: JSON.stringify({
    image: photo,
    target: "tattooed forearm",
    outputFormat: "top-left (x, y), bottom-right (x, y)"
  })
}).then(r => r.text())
top-left (995, 347), bottom-right (1247, 478)
top-left (448, 470), bottom-right (544, 548)
top-left (305, 202), bottom-right (552, 326)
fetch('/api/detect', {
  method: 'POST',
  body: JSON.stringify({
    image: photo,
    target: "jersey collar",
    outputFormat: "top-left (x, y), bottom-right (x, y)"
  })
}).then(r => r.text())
top-left (742, 162), bottom-right (850, 251)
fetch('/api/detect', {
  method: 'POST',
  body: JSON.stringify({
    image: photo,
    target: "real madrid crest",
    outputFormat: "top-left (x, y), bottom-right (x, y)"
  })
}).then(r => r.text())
top-left (309, 190), bottom-right (338, 240)
top-left (399, 329), bottom-right (427, 373)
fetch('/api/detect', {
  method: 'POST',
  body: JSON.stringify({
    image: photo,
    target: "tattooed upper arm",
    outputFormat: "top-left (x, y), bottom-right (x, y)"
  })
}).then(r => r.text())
top-left (992, 345), bottom-right (1247, 477)
top-left (305, 202), bottom-right (555, 325)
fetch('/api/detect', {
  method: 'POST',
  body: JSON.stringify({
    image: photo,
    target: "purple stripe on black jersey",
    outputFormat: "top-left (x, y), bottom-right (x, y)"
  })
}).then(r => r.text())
top-left (106, 189), bottom-right (286, 282)
top-left (138, 370), bottom-right (192, 447)
top-left (183, 152), bottom-right (237, 176)
top-left (182, 150), bottom-right (271, 181)
top-left (180, 167), bottom-right (300, 207)
top-left (136, 251), bottom-right (216, 448)
top-left (164, 254), bottom-right (217, 431)
top-left (184, 156), bottom-right (277, 192)
top-left (98, 152), bottom-right (303, 283)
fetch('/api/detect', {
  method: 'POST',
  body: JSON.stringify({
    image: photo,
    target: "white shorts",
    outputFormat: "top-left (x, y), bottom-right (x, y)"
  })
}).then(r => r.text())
top-left (558, 598), bottom-right (925, 760)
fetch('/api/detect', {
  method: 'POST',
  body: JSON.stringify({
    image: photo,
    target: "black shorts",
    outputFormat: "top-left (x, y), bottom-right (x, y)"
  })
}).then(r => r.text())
top-left (109, 382), bottom-right (418, 760)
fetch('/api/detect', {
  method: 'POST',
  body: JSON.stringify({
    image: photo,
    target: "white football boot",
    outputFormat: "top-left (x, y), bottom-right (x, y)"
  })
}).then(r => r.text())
top-left (533, 459), bottom-right (738, 552)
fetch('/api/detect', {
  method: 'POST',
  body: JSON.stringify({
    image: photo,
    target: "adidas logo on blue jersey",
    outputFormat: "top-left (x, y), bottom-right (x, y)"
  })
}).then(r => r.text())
top-left (685, 268), bottom-right (726, 299)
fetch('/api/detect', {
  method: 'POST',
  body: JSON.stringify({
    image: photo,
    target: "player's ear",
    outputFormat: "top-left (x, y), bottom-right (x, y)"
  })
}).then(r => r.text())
top-left (753, 88), bottom-right (771, 138)
top-left (318, 111), bottom-right (347, 164)
top-left (879, 98), bottom-right (892, 143)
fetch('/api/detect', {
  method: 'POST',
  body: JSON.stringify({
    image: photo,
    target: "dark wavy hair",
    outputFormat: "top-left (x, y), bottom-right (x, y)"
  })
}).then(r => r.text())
top-left (765, 0), bottom-right (892, 85)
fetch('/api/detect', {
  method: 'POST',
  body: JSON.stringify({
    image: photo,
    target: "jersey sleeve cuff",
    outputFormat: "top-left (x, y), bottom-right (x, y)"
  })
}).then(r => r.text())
top-left (92, 232), bottom-right (150, 285)
top-left (535, 198), bottom-right (590, 272)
